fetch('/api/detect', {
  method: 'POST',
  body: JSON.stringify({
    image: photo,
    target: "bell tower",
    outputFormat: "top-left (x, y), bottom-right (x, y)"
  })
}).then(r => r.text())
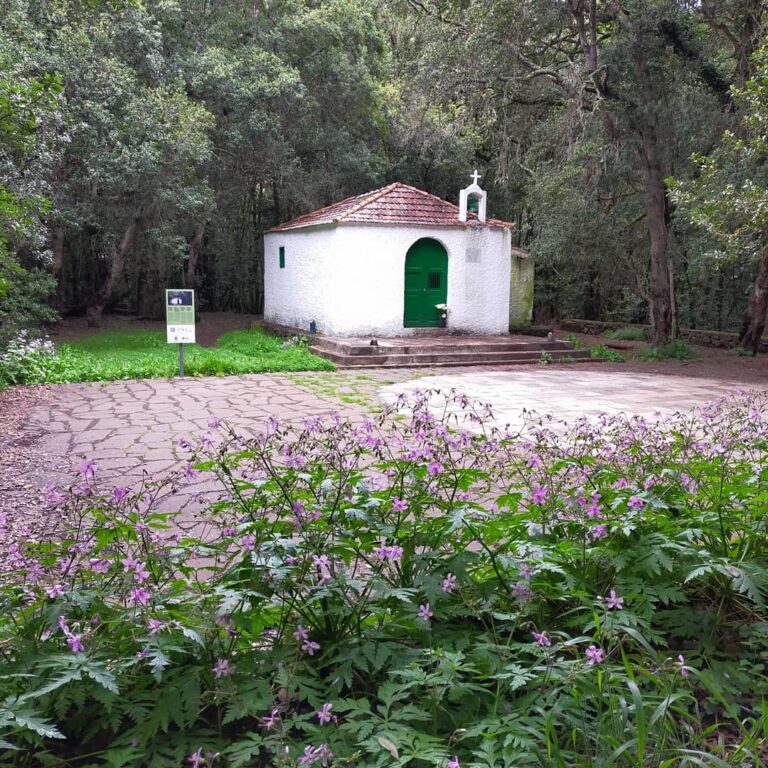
top-left (459, 169), bottom-right (487, 223)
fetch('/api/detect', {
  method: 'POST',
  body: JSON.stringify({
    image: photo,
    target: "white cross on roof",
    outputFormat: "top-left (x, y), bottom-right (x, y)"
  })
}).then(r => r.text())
top-left (470, 169), bottom-right (482, 185)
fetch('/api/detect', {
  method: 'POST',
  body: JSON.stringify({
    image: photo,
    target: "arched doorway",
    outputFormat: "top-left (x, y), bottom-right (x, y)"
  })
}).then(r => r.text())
top-left (404, 238), bottom-right (448, 327)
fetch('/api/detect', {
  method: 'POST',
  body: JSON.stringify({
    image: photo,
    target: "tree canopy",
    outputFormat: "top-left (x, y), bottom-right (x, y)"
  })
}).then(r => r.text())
top-left (0, 0), bottom-right (766, 344)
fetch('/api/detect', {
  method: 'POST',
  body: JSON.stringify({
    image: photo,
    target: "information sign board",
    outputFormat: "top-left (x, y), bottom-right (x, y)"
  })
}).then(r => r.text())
top-left (165, 289), bottom-right (196, 344)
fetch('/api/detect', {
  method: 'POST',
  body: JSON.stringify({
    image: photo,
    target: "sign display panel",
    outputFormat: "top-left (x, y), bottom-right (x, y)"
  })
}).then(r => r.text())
top-left (165, 289), bottom-right (196, 344)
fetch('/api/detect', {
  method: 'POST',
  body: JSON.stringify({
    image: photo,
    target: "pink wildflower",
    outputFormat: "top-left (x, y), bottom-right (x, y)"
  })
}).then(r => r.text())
top-left (131, 587), bottom-right (151, 607)
top-left (66, 634), bottom-right (84, 653)
top-left (418, 603), bottom-right (433, 622)
top-left (532, 631), bottom-right (551, 647)
top-left (392, 497), bottom-right (408, 512)
top-left (442, 573), bottom-right (458, 593)
top-left (603, 589), bottom-right (624, 610)
top-left (46, 584), bottom-right (65, 599)
top-left (678, 654), bottom-right (689, 677)
top-left (213, 659), bottom-right (233, 679)
top-left (302, 639), bottom-right (321, 656)
top-left (316, 702), bottom-right (333, 725)
top-left (628, 495), bottom-right (644, 511)
top-left (293, 625), bottom-right (309, 642)
top-left (585, 645), bottom-right (604, 666)
top-left (259, 707), bottom-right (280, 729)
top-left (447, 757), bottom-right (461, 768)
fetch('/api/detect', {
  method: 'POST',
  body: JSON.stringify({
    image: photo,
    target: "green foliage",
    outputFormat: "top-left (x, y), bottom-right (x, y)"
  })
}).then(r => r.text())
top-left (604, 326), bottom-right (648, 342)
top-left (670, 46), bottom-right (768, 263)
top-left (590, 343), bottom-right (625, 362)
top-left (563, 333), bottom-right (585, 349)
top-left (2, 328), bottom-right (333, 384)
top-left (640, 340), bottom-right (697, 361)
top-left (2, 391), bottom-right (768, 765)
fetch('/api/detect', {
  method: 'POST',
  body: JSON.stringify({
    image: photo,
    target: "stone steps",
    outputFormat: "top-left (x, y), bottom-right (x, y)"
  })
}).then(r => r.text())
top-left (309, 338), bottom-right (595, 368)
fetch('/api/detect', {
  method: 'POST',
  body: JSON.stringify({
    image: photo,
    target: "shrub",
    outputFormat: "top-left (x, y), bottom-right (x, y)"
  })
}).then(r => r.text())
top-left (641, 339), bottom-right (696, 361)
top-left (603, 326), bottom-right (647, 341)
top-left (563, 333), bottom-right (585, 349)
top-left (0, 330), bottom-right (56, 386)
top-left (590, 343), bottom-right (625, 362)
top-left (1, 392), bottom-right (768, 766)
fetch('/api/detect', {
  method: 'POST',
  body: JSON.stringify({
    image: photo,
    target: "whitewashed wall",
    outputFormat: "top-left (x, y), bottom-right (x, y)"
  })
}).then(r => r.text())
top-left (264, 223), bottom-right (513, 336)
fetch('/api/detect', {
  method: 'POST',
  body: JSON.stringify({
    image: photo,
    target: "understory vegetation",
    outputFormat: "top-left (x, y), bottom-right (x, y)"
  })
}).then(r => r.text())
top-left (2, 391), bottom-right (768, 766)
top-left (0, 328), bottom-right (332, 386)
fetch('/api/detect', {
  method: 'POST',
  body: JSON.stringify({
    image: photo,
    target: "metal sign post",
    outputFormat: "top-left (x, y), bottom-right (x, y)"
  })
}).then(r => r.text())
top-left (165, 289), bottom-right (195, 377)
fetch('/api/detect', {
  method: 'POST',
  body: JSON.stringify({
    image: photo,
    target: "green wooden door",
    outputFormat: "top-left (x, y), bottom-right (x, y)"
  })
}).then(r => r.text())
top-left (404, 239), bottom-right (448, 327)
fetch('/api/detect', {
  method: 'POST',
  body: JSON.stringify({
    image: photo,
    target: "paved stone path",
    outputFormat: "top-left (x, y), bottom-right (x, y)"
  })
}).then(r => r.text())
top-left (27, 369), bottom-right (761, 495)
top-left (380, 369), bottom-right (756, 432)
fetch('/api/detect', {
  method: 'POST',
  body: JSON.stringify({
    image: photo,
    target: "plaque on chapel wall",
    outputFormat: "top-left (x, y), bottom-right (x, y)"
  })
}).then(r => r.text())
top-left (465, 246), bottom-right (481, 264)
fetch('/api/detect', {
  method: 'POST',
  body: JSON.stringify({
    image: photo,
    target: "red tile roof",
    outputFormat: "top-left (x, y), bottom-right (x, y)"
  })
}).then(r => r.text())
top-left (267, 183), bottom-right (514, 232)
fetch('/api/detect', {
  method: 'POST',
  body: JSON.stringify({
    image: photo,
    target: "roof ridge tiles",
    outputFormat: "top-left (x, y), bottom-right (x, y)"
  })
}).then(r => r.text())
top-left (335, 183), bottom-right (400, 222)
top-left (267, 182), bottom-right (514, 232)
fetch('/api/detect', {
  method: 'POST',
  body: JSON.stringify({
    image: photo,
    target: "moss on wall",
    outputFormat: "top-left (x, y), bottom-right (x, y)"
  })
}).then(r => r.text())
top-left (509, 253), bottom-right (534, 327)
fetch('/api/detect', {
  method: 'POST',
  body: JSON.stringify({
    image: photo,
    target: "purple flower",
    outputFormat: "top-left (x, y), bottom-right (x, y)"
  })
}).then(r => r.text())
top-left (45, 487), bottom-right (65, 508)
top-left (585, 645), bottom-right (604, 666)
top-left (316, 702), bottom-right (333, 725)
top-left (392, 497), bottom-right (408, 512)
top-left (298, 744), bottom-right (333, 767)
top-left (591, 524), bottom-right (608, 540)
top-left (111, 486), bottom-right (129, 503)
top-left (79, 458), bottom-right (97, 482)
top-left (531, 484), bottom-right (548, 505)
top-left (628, 495), bottom-right (645, 511)
top-left (441, 573), bottom-right (458, 593)
top-left (293, 625), bottom-right (309, 642)
top-left (184, 462), bottom-right (198, 481)
top-left (418, 603), bottom-right (433, 622)
top-left (46, 584), bottom-right (65, 598)
top-left (373, 538), bottom-right (404, 563)
top-left (67, 633), bottom-right (84, 653)
top-left (603, 589), bottom-right (624, 610)
top-left (208, 416), bottom-right (221, 429)
top-left (313, 554), bottom-right (332, 585)
top-left (147, 618), bottom-right (163, 635)
top-left (187, 748), bottom-right (205, 768)
top-left (302, 639), bottom-right (321, 656)
top-left (259, 707), bottom-right (280, 729)
top-left (532, 631), bottom-right (551, 647)
top-left (612, 477), bottom-right (629, 489)
top-left (427, 460), bottom-right (444, 476)
top-left (89, 558), bottom-right (110, 574)
top-left (678, 654), bottom-right (689, 677)
top-left (131, 587), bottom-right (151, 607)
top-left (447, 757), bottom-right (461, 768)
top-left (213, 659), bottom-right (233, 679)
top-left (239, 534), bottom-right (256, 553)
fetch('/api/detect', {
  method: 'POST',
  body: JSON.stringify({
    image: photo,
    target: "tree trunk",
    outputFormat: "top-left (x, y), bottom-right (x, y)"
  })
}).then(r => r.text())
top-left (51, 224), bottom-right (66, 312)
top-left (640, 120), bottom-right (676, 346)
top-left (86, 218), bottom-right (139, 327)
top-left (737, 243), bottom-right (768, 355)
top-left (185, 221), bottom-right (206, 290)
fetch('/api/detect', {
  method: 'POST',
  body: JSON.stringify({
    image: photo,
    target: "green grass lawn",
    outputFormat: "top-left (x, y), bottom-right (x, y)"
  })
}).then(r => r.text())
top-left (41, 328), bottom-right (334, 383)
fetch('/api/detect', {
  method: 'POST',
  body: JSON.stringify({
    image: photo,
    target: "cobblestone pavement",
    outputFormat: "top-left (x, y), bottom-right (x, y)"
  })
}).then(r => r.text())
top-left (25, 368), bottom-right (761, 497)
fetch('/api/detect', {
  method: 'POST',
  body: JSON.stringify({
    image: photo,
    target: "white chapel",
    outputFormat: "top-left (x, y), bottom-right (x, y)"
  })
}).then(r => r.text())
top-left (263, 174), bottom-right (531, 337)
